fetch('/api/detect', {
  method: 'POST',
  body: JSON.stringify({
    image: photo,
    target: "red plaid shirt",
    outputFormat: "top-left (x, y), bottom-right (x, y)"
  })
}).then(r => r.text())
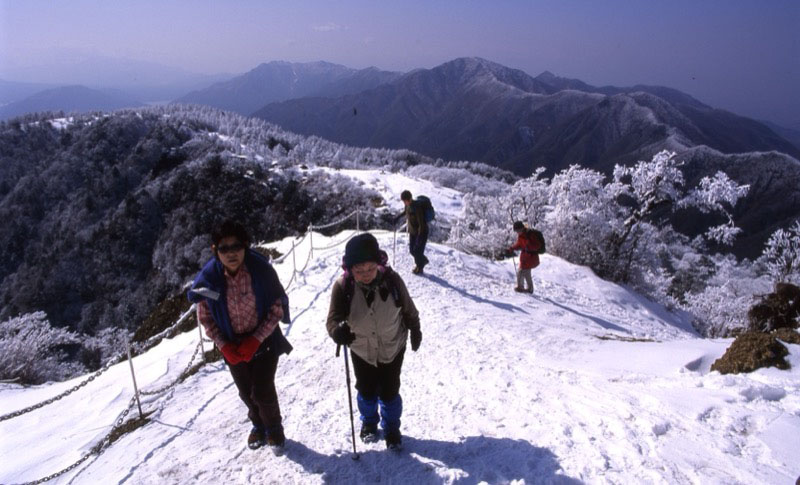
top-left (196, 265), bottom-right (282, 348)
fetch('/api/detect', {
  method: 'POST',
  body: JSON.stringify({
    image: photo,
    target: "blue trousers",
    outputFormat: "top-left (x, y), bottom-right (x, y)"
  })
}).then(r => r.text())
top-left (352, 348), bottom-right (405, 432)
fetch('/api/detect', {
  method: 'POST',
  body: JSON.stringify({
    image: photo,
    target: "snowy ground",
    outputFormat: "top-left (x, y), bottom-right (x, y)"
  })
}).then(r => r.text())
top-left (2, 229), bottom-right (798, 485)
top-left (2, 169), bottom-right (799, 484)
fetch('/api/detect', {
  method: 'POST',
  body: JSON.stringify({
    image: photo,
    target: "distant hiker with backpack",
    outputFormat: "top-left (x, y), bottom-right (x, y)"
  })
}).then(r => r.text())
top-left (326, 233), bottom-right (422, 450)
top-left (187, 220), bottom-right (292, 453)
top-left (399, 190), bottom-right (432, 275)
top-left (509, 221), bottom-right (543, 294)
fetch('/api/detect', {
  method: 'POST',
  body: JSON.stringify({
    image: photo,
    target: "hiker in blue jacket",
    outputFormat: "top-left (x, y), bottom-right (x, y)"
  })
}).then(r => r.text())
top-left (187, 220), bottom-right (292, 452)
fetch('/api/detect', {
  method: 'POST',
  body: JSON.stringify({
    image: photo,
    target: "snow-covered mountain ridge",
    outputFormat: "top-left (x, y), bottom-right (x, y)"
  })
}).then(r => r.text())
top-left (2, 223), bottom-right (798, 484)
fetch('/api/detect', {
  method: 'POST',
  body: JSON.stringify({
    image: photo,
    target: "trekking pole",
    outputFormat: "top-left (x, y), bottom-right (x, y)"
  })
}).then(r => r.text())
top-left (336, 343), bottom-right (360, 460)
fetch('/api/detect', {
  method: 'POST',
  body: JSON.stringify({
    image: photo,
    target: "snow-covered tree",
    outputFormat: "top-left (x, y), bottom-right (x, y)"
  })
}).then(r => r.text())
top-left (759, 220), bottom-right (800, 284)
top-left (450, 193), bottom-right (513, 257)
top-left (681, 170), bottom-right (749, 245)
top-left (0, 312), bottom-right (86, 384)
top-left (508, 167), bottom-right (549, 227)
top-left (447, 168), bottom-right (547, 256)
top-left (682, 254), bottom-right (770, 337)
top-left (546, 164), bottom-right (621, 274)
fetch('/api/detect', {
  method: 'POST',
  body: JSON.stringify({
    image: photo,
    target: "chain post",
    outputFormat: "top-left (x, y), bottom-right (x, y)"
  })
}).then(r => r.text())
top-left (126, 340), bottom-right (144, 419)
top-left (308, 225), bottom-right (314, 260)
top-left (291, 237), bottom-right (297, 275)
top-left (197, 316), bottom-right (205, 363)
top-left (393, 226), bottom-right (397, 267)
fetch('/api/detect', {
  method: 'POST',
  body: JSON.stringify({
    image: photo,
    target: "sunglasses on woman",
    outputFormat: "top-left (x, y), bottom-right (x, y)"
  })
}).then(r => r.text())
top-left (217, 242), bottom-right (245, 254)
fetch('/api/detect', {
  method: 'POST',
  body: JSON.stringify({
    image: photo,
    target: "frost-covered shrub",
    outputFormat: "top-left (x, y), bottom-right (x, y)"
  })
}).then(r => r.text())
top-left (666, 244), bottom-right (716, 303)
top-left (447, 168), bottom-right (548, 257)
top-left (759, 220), bottom-right (800, 285)
top-left (0, 312), bottom-right (87, 384)
top-left (82, 326), bottom-right (131, 370)
top-left (508, 168), bottom-right (550, 227)
top-left (449, 193), bottom-right (515, 258)
top-left (680, 170), bottom-right (749, 245)
top-left (404, 165), bottom-right (509, 197)
top-left (547, 165), bottom-right (620, 273)
top-left (684, 285), bottom-right (752, 337)
top-left (682, 255), bottom-right (770, 337)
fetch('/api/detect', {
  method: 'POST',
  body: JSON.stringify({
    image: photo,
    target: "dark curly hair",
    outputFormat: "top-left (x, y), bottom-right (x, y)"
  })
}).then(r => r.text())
top-left (211, 220), bottom-right (250, 247)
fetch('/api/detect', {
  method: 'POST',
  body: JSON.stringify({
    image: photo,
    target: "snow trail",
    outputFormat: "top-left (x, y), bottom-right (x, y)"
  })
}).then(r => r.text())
top-left (1, 230), bottom-right (798, 484)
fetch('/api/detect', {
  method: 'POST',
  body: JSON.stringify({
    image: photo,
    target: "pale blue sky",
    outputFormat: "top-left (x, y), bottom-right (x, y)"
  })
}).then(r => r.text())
top-left (1, 0), bottom-right (798, 125)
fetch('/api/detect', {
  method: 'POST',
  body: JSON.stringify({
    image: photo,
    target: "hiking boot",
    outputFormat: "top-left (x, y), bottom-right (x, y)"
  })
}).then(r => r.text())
top-left (525, 288), bottom-right (534, 294)
top-left (514, 287), bottom-right (525, 292)
top-left (247, 427), bottom-right (266, 450)
top-left (385, 429), bottom-right (402, 450)
top-left (412, 266), bottom-right (423, 275)
top-left (360, 423), bottom-right (379, 443)
top-left (266, 427), bottom-right (286, 455)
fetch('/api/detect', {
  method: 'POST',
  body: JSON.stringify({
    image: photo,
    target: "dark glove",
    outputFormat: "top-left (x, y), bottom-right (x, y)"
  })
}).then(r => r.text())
top-left (237, 336), bottom-right (262, 362)
top-left (332, 323), bottom-right (356, 346)
top-left (221, 343), bottom-right (244, 365)
top-left (409, 328), bottom-right (422, 352)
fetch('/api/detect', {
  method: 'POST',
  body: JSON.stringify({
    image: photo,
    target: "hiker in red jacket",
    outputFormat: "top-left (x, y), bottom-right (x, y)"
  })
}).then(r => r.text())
top-left (509, 221), bottom-right (541, 293)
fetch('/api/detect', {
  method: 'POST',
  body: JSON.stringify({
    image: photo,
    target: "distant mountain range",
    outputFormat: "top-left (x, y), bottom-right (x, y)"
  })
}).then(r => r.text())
top-left (4, 57), bottom-right (798, 181)
top-left (1, 56), bottom-right (234, 103)
top-left (0, 79), bottom-right (57, 105)
top-left (175, 61), bottom-right (402, 115)
top-left (0, 85), bottom-right (145, 120)
top-left (249, 57), bottom-right (800, 176)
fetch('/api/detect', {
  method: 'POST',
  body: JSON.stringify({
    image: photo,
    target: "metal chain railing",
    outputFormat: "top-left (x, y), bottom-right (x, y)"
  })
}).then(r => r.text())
top-left (277, 210), bottom-right (365, 292)
top-left (4, 211), bottom-right (438, 425)
top-left (0, 305), bottom-right (198, 423)
top-left (10, 339), bottom-right (206, 485)
top-left (3, 208), bottom-right (388, 483)
top-left (0, 360), bottom-right (117, 422)
top-left (139, 341), bottom-right (203, 397)
top-left (309, 230), bottom-right (360, 252)
top-left (133, 305), bottom-right (197, 354)
top-left (310, 210), bottom-right (358, 231)
top-left (272, 232), bottom-right (307, 265)
top-left (14, 396), bottom-right (139, 485)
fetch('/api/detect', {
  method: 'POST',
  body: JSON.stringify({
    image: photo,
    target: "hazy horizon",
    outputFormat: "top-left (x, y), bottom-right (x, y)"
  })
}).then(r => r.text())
top-left (1, 0), bottom-right (798, 127)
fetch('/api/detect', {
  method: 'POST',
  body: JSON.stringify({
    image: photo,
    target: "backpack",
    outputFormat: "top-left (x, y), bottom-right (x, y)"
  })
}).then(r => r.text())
top-left (415, 195), bottom-right (435, 222)
top-left (527, 228), bottom-right (546, 254)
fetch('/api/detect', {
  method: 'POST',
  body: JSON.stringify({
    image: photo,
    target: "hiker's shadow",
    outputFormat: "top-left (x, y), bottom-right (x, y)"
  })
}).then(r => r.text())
top-left (543, 297), bottom-right (629, 334)
top-left (423, 274), bottom-right (527, 314)
top-left (283, 435), bottom-right (582, 484)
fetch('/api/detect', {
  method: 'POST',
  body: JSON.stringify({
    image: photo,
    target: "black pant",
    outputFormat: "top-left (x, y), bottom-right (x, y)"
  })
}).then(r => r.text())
top-left (351, 348), bottom-right (406, 402)
top-left (228, 348), bottom-right (282, 432)
top-left (409, 233), bottom-right (429, 270)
